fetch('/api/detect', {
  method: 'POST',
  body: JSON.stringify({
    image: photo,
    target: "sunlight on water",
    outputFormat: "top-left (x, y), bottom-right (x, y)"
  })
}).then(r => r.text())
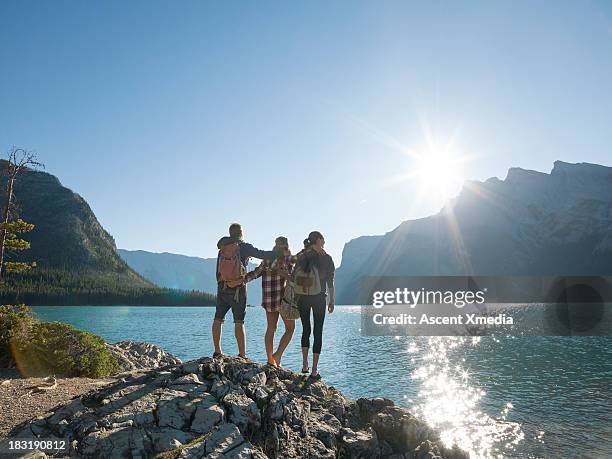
top-left (410, 337), bottom-right (524, 458)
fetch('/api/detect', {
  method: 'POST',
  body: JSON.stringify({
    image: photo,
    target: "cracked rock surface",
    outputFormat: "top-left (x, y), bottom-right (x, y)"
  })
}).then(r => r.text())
top-left (106, 341), bottom-right (183, 371)
top-left (4, 356), bottom-right (468, 458)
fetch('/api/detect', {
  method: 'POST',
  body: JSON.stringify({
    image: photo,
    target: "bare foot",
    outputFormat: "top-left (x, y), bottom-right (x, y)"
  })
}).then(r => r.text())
top-left (272, 351), bottom-right (282, 366)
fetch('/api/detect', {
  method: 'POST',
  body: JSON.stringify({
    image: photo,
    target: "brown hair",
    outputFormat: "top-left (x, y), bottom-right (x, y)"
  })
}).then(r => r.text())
top-left (275, 236), bottom-right (289, 249)
top-left (303, 231), bottom-right (323, 248)
top-left (272, 236), bottom-right (290, 266)
top-left (229, 223), bottom-right (242, 239)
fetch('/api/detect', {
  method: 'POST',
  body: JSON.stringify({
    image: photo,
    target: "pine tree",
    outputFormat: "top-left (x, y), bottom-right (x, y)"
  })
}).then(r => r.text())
top-left (0, 219), bottom-right (36, 274)
top-left (0, 147), bottom-right (43, 278)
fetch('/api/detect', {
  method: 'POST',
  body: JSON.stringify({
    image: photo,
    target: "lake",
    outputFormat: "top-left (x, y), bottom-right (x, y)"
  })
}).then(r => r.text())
top-left (31, 306), bottom-right (612, 459)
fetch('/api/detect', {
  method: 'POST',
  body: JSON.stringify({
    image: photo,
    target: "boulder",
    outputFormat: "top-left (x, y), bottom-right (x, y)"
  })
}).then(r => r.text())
top-left (339, 427), bottom-right (381, 459)
top-left (106, 340), bottom-right (182, 371)
top-left (223, 392), bottom-right (261, 435)
top-left (191, 393), bottom-right (225, 434)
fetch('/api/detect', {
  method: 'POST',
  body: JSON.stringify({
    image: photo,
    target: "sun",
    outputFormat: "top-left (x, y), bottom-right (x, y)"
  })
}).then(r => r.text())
top-left (348, 114), bottom-right (473, 203)
top-left (412, 148), bottom-right (466, 199)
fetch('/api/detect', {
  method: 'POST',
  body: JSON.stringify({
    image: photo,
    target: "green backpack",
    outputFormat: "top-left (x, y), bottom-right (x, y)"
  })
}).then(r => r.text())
top-left (280, 280), bottom-right (301, 320)
top-left (292, 259), bottom-right (322, 295)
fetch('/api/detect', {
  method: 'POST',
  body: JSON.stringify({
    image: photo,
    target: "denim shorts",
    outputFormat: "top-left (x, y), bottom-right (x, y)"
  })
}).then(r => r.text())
top-left (215, 284), bottom-right (247, 323)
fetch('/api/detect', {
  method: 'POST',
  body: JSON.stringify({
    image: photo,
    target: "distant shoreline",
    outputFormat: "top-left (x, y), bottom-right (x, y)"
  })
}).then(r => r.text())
top-left (29, 304), bottom-right (218, 307)
top-left (29, 304), bottom-right (360, 307)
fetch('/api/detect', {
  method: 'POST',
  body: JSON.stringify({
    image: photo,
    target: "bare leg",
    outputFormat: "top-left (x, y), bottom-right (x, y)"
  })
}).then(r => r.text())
top-left (235, 322), bottom-right (246, 357)
top-left (301, 346), bottom-right (309, 372)
top-left (312, 352), bottom-right (321, 376)
top-left (212, 319), bottom-right (223, 355)
top-left (265, 312), bottom-right (280, 365)
top-left (273, 318), bottom-right (295, 365)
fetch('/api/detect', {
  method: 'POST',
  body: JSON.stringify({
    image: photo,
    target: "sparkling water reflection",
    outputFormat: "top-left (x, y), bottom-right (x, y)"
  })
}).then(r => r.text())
top-left (410, 337), bottom-right (524, 458)
top-left (31, 306), bottom-right (612, 458)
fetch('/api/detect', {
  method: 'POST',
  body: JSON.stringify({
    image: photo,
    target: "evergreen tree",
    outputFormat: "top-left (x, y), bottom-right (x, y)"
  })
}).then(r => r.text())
top-left (0, 219), bottom-right (36, 274)
top-left (0, 147), bottom-right (43, 278)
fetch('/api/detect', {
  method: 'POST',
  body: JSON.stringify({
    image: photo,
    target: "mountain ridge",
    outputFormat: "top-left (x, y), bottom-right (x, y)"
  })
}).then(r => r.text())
top-left (118, 249), bottom-right (263, 305)
top-left (0, 163), bottom-right (215, 305)
top-left (0, 161), bottom-right (148, 285)
top-left (336, 161), bottom-right (612, 303)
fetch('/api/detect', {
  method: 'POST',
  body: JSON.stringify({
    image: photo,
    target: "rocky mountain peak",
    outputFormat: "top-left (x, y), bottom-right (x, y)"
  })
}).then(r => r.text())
top-left (504, 167), bottom-right (548, 185)
top-left (551, 160), bottom-right (612, 177)
top-left (336, 161), bottom-right (612, 303)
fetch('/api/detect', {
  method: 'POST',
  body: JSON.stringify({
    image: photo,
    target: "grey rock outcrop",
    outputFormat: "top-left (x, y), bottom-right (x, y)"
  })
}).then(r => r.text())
top-left (105, 340), bottom-right (182, 371)
top-left (5, 356), bottom-right (468, 459)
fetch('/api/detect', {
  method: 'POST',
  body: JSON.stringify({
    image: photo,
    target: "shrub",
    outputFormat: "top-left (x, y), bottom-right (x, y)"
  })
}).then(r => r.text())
top-left (11, 321), bottom-right (121, 378)
top-left (1, 304), bottom-right (120, 377)
top-left (0, 304), bottom-right (36, 367)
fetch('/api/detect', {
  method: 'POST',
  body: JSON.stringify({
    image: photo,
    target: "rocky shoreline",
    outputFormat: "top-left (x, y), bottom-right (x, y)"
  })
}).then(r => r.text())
top-left (2, 348), bottom-right (468, 459)
top-left (0, 341), bottom-right (181, 441)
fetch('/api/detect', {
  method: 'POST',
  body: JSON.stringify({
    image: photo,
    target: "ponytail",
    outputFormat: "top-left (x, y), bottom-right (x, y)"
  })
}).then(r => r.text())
top-left (304, 231), bottom-right (323, 249)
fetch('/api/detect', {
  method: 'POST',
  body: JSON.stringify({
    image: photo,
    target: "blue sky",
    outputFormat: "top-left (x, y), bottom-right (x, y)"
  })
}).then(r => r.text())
top-left (1, 1), bottom-right (612, 263)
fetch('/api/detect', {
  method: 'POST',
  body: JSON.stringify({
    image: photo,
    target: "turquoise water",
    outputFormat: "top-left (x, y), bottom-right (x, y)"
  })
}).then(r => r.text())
top-left (31, 306), bottom-right (612, 459)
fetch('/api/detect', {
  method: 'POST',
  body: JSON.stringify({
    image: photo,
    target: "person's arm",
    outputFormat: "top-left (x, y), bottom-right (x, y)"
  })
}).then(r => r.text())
top-left (327, 255), bottom-right (335, 312)
top-left (328, 287), bottom-right (335, 312)
top-left (245, 261), bottom-right (265, 283)
top-left (241, 242), bottom-right (276, 260)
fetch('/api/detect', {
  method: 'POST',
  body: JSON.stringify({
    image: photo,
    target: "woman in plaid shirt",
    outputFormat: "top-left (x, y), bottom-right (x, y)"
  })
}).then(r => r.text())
top-left (245, 236), bottom-right (296, 367)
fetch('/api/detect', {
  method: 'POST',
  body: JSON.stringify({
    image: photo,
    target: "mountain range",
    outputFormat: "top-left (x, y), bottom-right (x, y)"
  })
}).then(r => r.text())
top-left (117, 250), bottom-right (263, 306)
top-left (1, 159), bottom-right (610, 306)
top-left (335, 161), bottom-right (612, 303)
top-left (0, 161), bottom-right (147, 285)
top-left (0, 161), bottom-right (214, 305)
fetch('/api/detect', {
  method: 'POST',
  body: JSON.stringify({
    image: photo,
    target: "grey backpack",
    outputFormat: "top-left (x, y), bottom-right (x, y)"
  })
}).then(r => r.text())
top-left (280, 280), bottom-right (301, 320)
top-left (292, 260), bottom-right (322, 296)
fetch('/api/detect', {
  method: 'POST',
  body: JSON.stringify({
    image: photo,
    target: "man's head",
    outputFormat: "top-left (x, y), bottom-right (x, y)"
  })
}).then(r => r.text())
top-left (229, 223), bottom-right (243, 240)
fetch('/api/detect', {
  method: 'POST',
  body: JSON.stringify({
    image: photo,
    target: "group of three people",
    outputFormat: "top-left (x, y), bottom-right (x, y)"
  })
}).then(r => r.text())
top-left (212, 223), bottom-right (335, 380)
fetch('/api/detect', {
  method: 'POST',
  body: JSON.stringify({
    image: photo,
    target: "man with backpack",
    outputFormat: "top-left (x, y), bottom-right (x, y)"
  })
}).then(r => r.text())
top-left (213, 223), bottom-right (277, 359)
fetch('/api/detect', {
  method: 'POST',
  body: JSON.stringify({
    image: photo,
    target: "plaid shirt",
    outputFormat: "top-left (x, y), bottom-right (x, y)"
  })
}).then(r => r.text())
top-left (245, 255), bottom-right (294, 312)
